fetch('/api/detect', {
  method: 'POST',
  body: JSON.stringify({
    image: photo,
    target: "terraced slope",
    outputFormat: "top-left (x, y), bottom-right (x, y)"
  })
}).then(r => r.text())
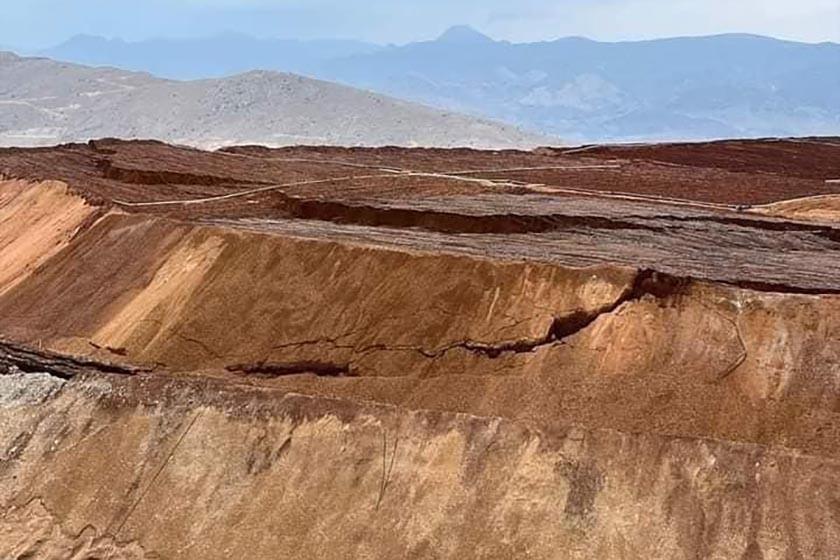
top-left (2, 138), bottom-right (840, 558)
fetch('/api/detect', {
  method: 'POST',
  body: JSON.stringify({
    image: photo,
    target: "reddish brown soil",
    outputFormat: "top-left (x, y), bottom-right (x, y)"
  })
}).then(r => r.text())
top-left (3, 138), bottom-right (840, 558)
top-left (2, 138), bottom-right (840, 292)
top-left (581, 137), bottom-right (840, 180)
top-left (1, 137), bottom-right (839, 208)
top-left (2, 138), bottom-right (840, 450)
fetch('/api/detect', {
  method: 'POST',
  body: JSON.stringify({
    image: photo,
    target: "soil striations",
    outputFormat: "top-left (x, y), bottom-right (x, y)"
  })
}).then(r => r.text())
top-left (2, 137), bottom-right (840, 559)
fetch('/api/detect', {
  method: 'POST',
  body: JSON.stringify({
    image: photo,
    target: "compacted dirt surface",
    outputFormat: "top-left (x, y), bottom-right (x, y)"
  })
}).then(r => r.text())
top-left (2, 137), bottom-right (840, 559)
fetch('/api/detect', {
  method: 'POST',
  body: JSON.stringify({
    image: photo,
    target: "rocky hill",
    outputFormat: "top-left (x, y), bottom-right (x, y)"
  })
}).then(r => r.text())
top-left (320, 30), bottom-right (840, 142)
top-left (37, 30), bottom-right (840, 142)
top-left (0, 51), bottom-right (547, 149)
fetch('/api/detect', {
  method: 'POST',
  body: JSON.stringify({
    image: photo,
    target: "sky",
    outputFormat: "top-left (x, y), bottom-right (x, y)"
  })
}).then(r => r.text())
top-left (4, 0), bottom-right (839, 48)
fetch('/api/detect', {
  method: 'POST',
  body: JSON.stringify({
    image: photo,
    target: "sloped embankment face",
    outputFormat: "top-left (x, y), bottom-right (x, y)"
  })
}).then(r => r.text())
top-left (0, 180), bottom-right (97, 296)
top-left (1, 181), bottom-right (840, 460)
top-left (752, 194), bottom-right (840, 223)
top-left (2, 373), bottom-right (840, 560)
top-left (0, 190), bottom-right (635, 372)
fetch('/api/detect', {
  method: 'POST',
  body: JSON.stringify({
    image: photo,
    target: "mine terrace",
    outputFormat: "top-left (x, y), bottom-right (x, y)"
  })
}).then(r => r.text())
top-left (2, 136), bottom-right (840, 558)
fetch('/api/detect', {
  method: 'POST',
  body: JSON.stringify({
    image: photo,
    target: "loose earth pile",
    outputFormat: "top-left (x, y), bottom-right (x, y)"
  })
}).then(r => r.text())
top-left (2, 137), bottom-right (840, 559)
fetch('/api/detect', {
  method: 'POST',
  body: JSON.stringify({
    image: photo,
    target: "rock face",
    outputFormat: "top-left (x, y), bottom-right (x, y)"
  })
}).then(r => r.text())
top-left (0, 52), bottom-right (548, 149)
top-left (1, 137), bottom-right (840, 558)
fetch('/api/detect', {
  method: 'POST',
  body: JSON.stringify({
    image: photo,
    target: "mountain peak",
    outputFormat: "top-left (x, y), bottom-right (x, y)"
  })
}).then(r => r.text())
top-left (436, 25), bottom-right (494, 44)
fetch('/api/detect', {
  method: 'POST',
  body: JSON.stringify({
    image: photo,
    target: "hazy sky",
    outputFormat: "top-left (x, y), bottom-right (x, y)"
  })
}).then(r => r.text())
top-left (5, 0), bottom-right (840, 47)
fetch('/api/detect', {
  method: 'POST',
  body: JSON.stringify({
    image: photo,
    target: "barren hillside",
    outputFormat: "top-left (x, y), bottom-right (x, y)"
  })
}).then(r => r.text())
top-left (38, 31), bottom-right (840, 142)
top-left (0, 52), bottom-right (547, 149)
top-left (2, 137), bottom-right (840, 558)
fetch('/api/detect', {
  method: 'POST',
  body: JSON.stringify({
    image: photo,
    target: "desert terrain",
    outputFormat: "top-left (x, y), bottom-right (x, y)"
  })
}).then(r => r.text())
top-left (2, 136), bottom-right (840, 558)
top-left (0, 51), bottom-right (546, 149)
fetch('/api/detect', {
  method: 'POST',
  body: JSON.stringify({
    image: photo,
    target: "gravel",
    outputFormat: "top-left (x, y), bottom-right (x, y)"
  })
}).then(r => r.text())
top-left (0, 369), bottom-right (65, 407)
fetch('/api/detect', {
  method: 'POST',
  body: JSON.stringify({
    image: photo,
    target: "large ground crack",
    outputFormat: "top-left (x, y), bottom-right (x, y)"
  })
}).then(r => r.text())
top-left (0, 339), bottom-right (146, 379)
top-left (427, 269), bottom-right (690, 359)
top-left (0, 272), bottom-right (690, 379)
top-left (231, 269), bottom-right (691, 372)
top-left (225, 361), bottom-right (354, 378)
top-left (97, 159), bottom-right (270, 188)
top-left (279, 196), bottom-right (661, 235)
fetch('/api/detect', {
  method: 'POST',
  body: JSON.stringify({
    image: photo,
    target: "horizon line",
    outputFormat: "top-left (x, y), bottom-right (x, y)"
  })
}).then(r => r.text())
top-left (8, 27), bottom-right (840, 52)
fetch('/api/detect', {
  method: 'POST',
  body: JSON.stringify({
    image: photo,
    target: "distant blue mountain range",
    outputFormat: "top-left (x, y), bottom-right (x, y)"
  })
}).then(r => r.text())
top-left (32, 27), bottom-right (840, 142)
top-left (37, 33), bottom-right (381, 79)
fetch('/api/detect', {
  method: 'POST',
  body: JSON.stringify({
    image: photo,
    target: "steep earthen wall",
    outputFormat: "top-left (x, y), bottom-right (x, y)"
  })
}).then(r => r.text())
top-left (3, 148), bottom-right (840, 558)
top-left (1, 182), bottom-right (840, 460)
top-left (0, 180), bottom-right (97, 296)
top-left (1, 373), bottom-right (838, 560)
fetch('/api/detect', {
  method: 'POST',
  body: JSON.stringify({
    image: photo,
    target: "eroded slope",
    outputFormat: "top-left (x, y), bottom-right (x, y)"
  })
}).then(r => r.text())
top-left (3, 372), bottom-right (839, 559)
top-left (2, 138), bottom-right (840, 558)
